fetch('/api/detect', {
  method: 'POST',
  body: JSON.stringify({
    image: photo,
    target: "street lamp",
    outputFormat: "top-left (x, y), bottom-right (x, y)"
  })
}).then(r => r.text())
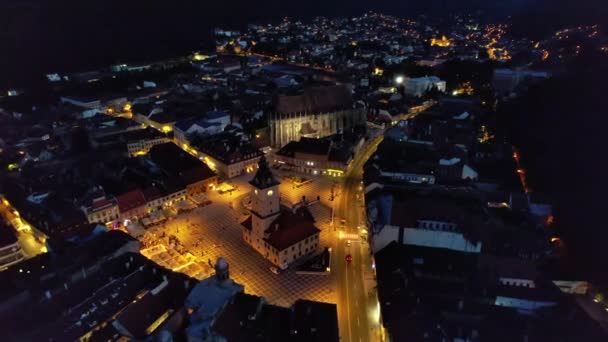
top-left (394, 75), bottom-right (404, 85)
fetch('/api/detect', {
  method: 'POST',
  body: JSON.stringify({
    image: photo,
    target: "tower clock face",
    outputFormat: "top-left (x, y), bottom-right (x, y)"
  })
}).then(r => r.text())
top-left (267, 190), bottom-right (274, 196)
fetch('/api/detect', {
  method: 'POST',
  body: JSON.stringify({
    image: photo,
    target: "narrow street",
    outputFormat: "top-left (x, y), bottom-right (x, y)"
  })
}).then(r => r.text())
top-left (334, 135), bottom-right (384, 342)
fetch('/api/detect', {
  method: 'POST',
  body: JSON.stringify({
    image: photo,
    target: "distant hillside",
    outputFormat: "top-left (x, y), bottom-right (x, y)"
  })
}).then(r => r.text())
top-left (1, 0), bottom-right (604, 88)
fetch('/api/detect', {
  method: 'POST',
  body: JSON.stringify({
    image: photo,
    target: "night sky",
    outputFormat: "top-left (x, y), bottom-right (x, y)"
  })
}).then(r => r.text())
top-left (1, 0), bottom-right (605, 88)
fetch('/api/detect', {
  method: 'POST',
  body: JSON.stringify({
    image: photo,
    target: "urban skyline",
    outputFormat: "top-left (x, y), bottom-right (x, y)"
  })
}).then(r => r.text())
top-left (1, 7), bottom-right (607, 342)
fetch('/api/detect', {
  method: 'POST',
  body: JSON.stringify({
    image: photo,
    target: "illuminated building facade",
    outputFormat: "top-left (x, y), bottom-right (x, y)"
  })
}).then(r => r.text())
top-left (241, 157), bottom-right (320, 269)
top-left (268, 85), bottom-right (366, 148)
top-left (0, 221), bottom-right (24, 270)
top-left (273, 137), bottom-right (355, 177)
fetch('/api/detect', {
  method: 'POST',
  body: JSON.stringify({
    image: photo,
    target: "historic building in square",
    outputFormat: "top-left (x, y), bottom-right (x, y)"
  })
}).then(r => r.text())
top-left (241, 157), bottom-right (320, 269)
top-left (268, 84), bottom-right (366, 148)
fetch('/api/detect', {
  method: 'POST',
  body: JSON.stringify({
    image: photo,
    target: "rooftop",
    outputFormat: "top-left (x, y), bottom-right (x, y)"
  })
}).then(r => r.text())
top-left (292, 299), bottom-right (339, 342)
top-left (149, 142), bottom-right (216, 184)
top-left (264, 206), bottom-right (320, 251)
top-left (116, 189), bottom-right (147, 212)
top-left (275, 84), bottom-right (353, 115)
top-left (249, 156), bottom-right (280, 190)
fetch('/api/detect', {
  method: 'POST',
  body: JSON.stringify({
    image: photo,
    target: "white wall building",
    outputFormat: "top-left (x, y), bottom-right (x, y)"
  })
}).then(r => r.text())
top-left (127, 136), bottom-right (170, 156)
top-left (81, 195), bottom-right (120, 226)
top-left (371, 223), bottom-right (482, 254)
top-left (0, 225), bottom-right (24, 271)
top-left (241, 157), bottom-right (320, 269)
top-left (403, 76), bottom-right (447, 97)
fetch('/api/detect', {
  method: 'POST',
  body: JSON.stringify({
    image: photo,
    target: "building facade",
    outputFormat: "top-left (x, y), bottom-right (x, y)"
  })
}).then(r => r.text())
top-left (273, 137), bottom-right (354, 177)
top-left (0, 222), bottom-right (24, 270)
top-left (268, 85), bottom-right (366, 148)
top-left (241, 157), bottom-right (320, 269)
top-left (82, 195), bottom-right (120, 226)
top-left (403, 76), bottom-right (447, 97)
top-left (127, 136), bottom-right (170, 156)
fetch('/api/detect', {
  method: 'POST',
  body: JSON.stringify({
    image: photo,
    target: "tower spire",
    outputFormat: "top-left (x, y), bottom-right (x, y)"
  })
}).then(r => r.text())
top-left (249, 156), bottom-right (280, 189)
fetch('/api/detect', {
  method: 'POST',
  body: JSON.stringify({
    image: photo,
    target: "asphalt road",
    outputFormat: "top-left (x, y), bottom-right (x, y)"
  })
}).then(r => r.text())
top-left (332, 106), bottom-right (431, 342)
top-left (334, 135), bottom-right (384, 342)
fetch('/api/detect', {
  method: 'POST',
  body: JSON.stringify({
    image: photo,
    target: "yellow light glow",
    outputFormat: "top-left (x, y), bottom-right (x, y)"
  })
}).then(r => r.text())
top-left (123, 103), bottom-right (132, 112)
top-left (145, 310), bottom-right (172, 335)
top-left (192, 53), bottom-right (209, 61)
top-left (18, 224), bottom-right (31, 232)
top-left (542, 50), bottom-right (550, 61)
top-left (135, 150), bottom-right (147, 156)
top-left (203, 157), bottom-right (216, 170)
top-left (373, 67), bottom-right (384, 76)
top-left (430, 36), bottom-right (451, 47)
top-left (551, 237), bottom-right (560, 243)
top-left (326, 267), bottom-right (331, 272)
top-left (162, 126), bottom-right (172, 133)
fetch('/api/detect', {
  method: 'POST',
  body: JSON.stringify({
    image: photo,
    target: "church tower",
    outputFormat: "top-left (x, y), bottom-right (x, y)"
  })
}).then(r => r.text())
top-left (248, 156), bottom-right (281, 238)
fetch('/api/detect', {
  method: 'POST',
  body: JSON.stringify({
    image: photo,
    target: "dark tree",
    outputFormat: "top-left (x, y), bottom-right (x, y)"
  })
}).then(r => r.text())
top-left (70, 127), bottom-right (91, 154)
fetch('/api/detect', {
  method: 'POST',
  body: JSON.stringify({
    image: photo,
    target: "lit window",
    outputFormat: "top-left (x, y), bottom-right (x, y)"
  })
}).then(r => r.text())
top-left (254, 189), bottom-right (258, 195)
top-left (267, 190), bottom-right (273, 196)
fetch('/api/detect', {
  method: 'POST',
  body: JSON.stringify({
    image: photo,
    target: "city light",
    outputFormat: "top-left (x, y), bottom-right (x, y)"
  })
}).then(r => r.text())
top-left (394, 75), bottom-right (404, 84)
top-left (430, 35), bottom-right (451, 47)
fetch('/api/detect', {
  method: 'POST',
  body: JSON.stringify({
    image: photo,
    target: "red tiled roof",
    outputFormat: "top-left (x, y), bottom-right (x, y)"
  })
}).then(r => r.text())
top-left (90, 197), bottom-right (115, 211)
top-left (116, 190), bottom-right (147, 213)
top-left (264, 207), bottom-right (320, 251)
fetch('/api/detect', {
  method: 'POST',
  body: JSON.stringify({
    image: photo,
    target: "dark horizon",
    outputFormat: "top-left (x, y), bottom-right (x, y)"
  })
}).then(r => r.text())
top-left (1, 0), bottom-right (606, 89)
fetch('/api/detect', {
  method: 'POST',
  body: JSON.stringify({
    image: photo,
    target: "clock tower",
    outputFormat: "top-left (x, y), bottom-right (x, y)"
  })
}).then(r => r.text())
top-left (248, 156), bottom-right (281, 237)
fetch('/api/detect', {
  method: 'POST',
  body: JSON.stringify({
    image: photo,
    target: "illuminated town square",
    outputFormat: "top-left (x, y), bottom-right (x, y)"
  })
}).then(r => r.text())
top-left (1, 4), bottom-right (608, 341)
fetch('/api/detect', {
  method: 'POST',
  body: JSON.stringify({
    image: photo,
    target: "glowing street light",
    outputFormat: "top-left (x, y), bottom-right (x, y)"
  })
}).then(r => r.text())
top-left (394, 75), bottom-right (404, 84)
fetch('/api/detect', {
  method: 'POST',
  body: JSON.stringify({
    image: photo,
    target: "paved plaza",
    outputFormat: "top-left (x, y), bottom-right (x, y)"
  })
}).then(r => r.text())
top-left (140, 185), bottom-right (340, 307)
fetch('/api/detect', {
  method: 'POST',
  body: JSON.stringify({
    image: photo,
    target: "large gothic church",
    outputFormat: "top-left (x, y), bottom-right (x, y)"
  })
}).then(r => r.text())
top-left (268, 84), bottom-right (366, 148)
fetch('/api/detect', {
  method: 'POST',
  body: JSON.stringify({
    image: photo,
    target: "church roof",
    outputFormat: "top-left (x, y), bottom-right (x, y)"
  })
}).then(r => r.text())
top-left (275, 85), bottom-right (353, 114)
top-left (249, 156), bottom-right (280, 190)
